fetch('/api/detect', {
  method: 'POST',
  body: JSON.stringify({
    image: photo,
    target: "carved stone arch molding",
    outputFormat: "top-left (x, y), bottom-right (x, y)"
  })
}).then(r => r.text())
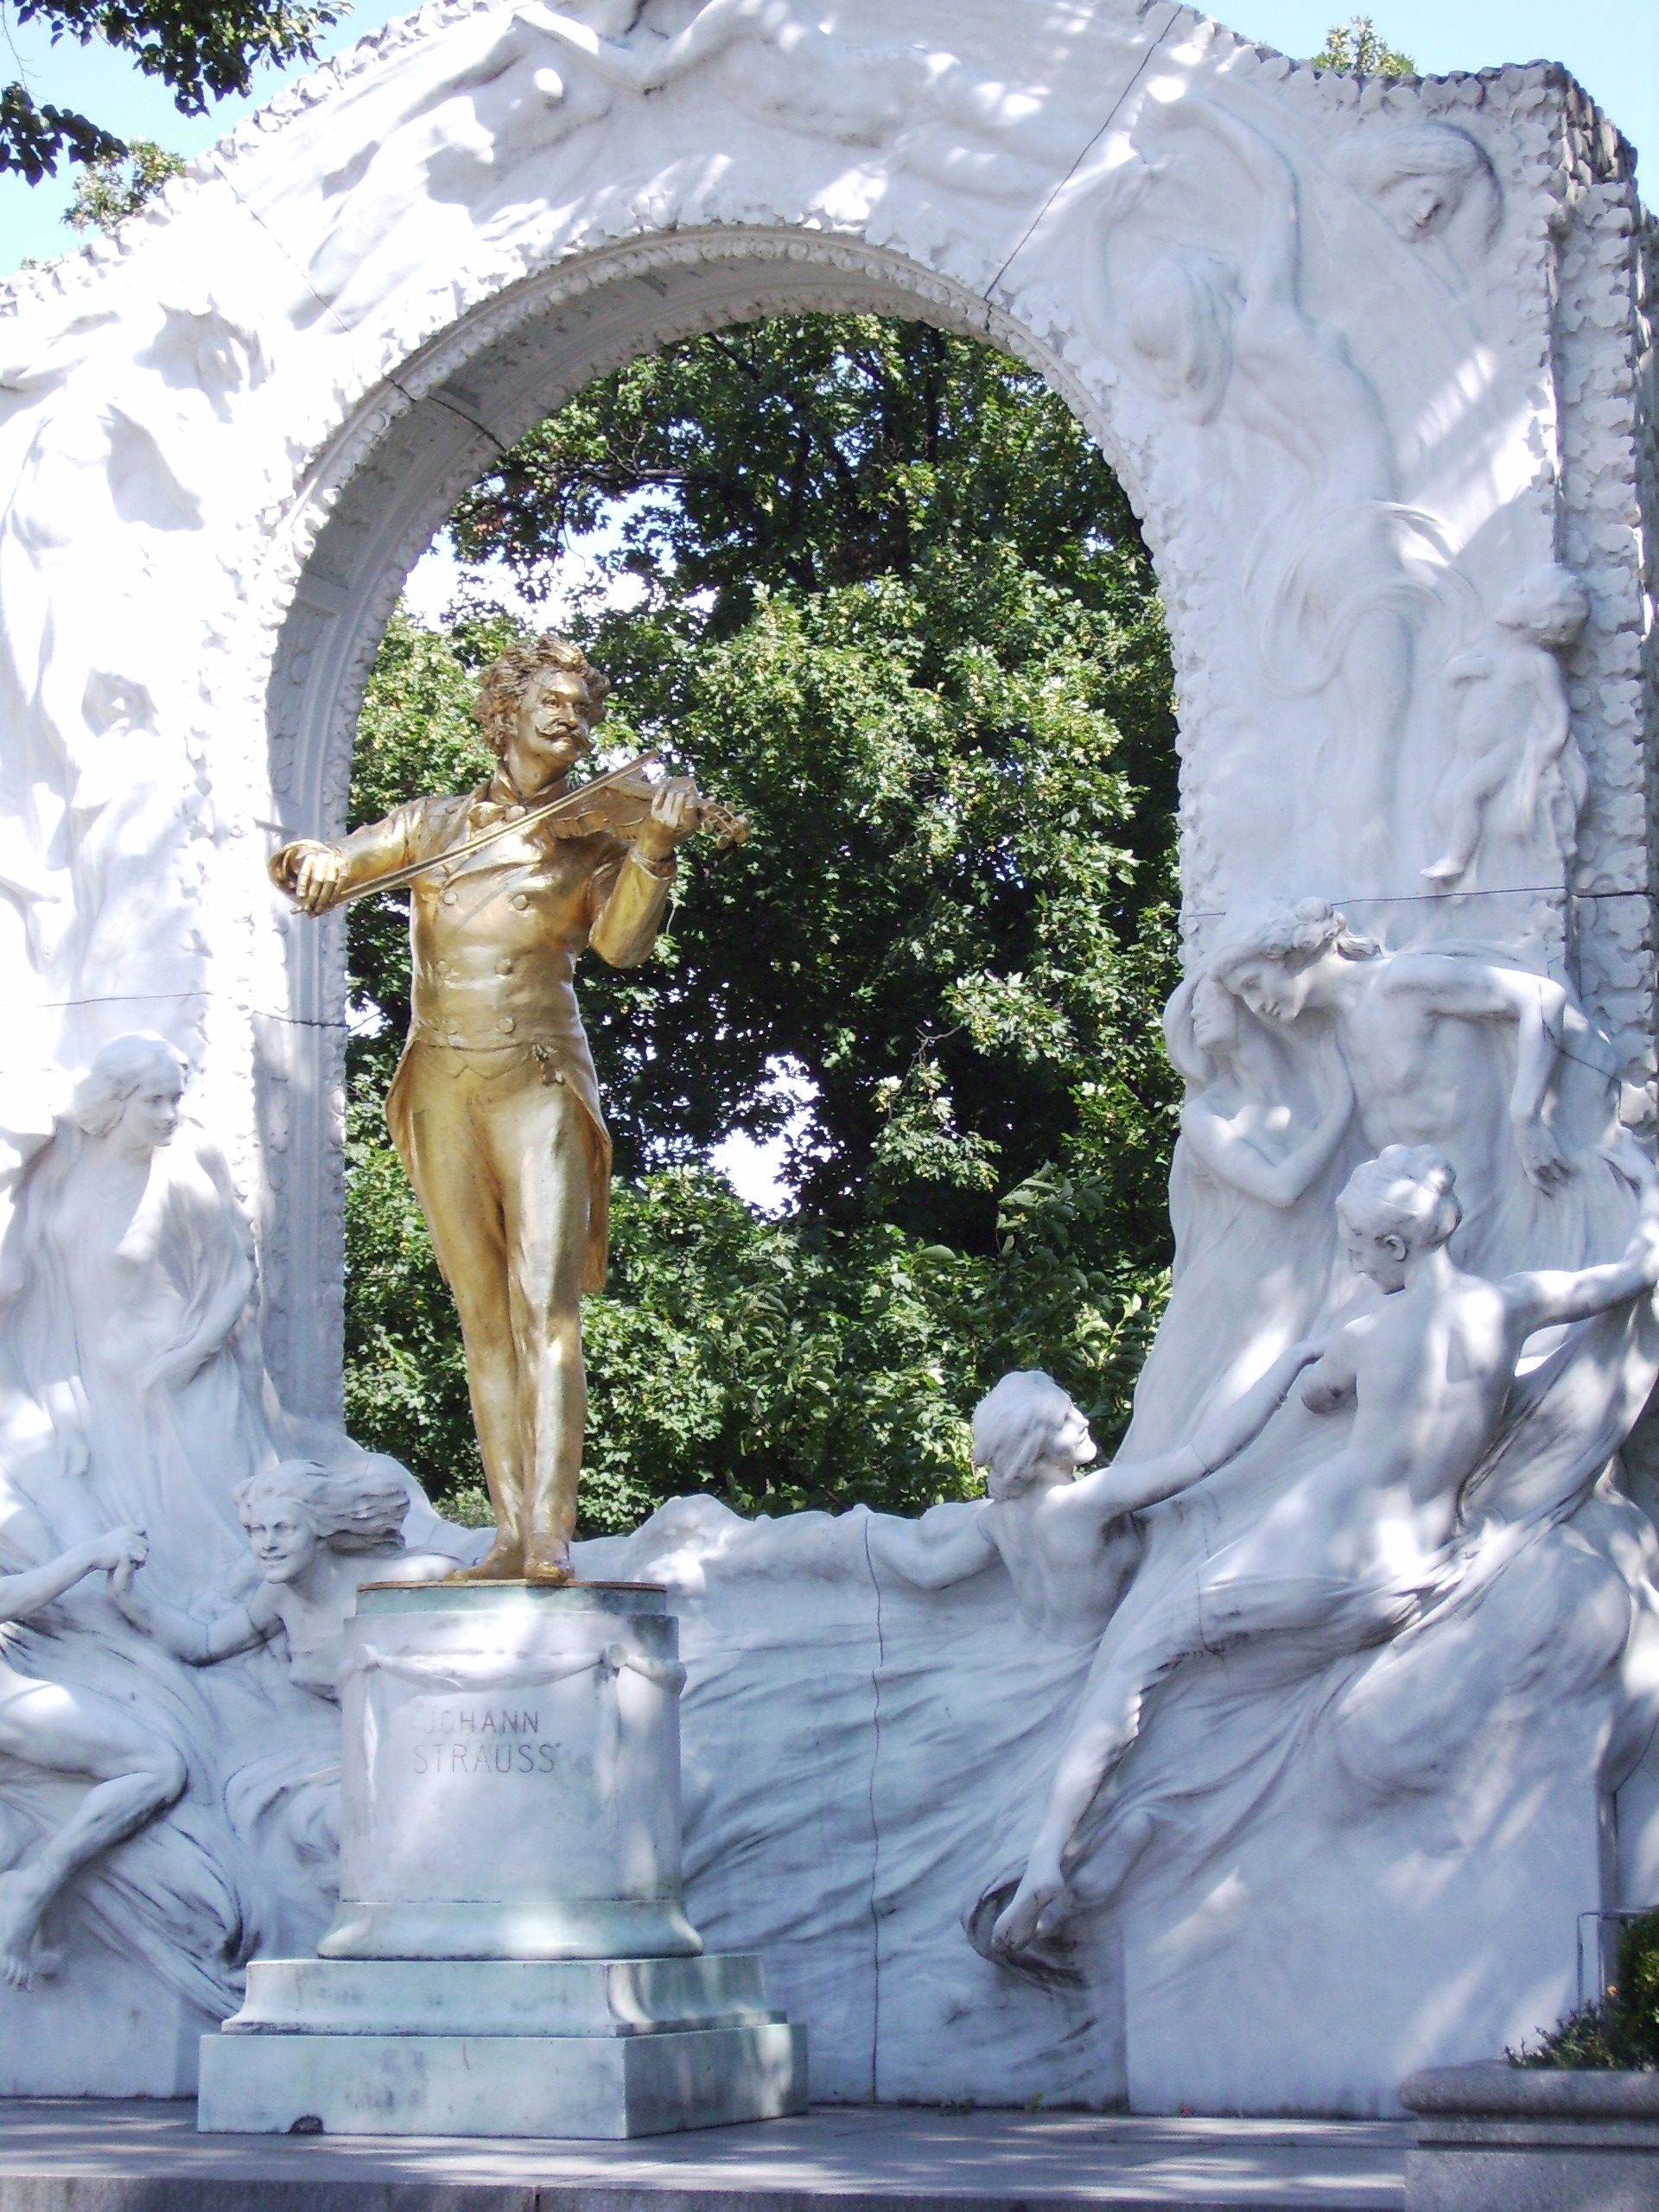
top-left (0, 0), bottom-right (1645, 1427)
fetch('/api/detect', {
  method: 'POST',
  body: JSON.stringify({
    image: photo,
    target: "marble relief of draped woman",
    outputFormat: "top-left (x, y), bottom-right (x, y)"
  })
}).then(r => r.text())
top-left (1, 1034), bottom-right (277, 1599)
top-left (1097, 97), bottom-right (1449, 889)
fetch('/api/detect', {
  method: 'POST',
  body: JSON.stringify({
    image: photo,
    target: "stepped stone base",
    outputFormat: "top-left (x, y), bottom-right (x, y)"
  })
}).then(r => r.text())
top-left (197, 1954), bottom-right (807, 2139)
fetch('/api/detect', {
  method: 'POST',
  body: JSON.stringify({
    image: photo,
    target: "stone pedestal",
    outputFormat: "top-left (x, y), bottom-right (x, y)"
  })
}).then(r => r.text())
top-left (198, 1583), bottom-right (806, 2139)
top-left (1402, 2062), bottom-right (1659, 2211)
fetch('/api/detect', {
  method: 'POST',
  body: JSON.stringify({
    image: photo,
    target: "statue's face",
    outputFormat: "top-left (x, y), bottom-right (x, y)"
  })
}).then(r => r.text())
top-left (244, 1503), bottom-right (322, 1583)
top-left (1054, 1401), bottom-right (1098, 1473)
top-left (1190, 976), bottom-right (1239, 1055)
top-left (1222, 954), bottom-right (1311, 1026)
top-left (1338, 1211), bottom-right (1410, 1294)
top-left (990, 1399), bottom-right (1096, 1497)
top-left (118, 1072), bottom-right (183, 1150)
top-left (1379, 172), bottom-right (1454, 241)
top-left (511, 667), bottom-right (594, 783)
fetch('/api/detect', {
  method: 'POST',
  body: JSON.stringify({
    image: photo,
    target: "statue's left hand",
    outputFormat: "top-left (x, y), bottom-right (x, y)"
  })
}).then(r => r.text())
top-left (632, 777), bottom-right (698, 863)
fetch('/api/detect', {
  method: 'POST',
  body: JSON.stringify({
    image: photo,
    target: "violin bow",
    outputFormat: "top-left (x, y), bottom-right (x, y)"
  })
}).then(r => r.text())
top-left (314, 751), bottom-right (664, 910)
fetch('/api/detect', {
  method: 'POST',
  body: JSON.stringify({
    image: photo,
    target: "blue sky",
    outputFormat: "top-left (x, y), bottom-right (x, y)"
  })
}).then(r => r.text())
top-left (0, 0), bottom-right (1649, 272)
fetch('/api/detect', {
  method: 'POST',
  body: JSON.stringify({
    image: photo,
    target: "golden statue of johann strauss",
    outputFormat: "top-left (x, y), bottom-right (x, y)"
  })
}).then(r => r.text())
top-left (270, 637), bottom-right (724, 1585)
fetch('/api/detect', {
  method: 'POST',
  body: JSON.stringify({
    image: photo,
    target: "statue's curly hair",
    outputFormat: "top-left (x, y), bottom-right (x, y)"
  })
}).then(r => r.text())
top-left (234, 1459), bottom-right (410, 1554)
top-left (473, 636), bottom-right (609, 757)
top-left (971, 1370), bottom-right (1081, 1497)
top-left (1338, 1145), bottom-right (1463, 1250)
top-left (1212, 897), bottom-right (1377, 982)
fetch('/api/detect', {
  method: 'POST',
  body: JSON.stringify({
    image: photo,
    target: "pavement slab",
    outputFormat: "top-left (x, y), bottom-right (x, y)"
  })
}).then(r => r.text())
top-left (0, 2099), bottom-right (1407, 2211)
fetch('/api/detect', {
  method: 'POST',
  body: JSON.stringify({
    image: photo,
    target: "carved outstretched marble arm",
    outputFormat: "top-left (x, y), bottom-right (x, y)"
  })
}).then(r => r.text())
top-left (1158, 96), bottom-right (1300, 309)
top-left (861, 1502), bottom-right (996, 1590)
top-left (108, 1567), bottom-right (273, 1666)
top-left (1058, 1339), bottom-right (1325, 1524)
top-left (0, 1528), bottom-right (147, 1627)
top-left (1505, 1141), bottom-right (1659, 1331)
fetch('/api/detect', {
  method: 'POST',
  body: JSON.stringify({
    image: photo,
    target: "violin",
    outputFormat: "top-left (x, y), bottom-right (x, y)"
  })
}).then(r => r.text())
top-left (276, 752), bottom-right (749, 911)
top-left (538, 756), bottom-right (751, 850)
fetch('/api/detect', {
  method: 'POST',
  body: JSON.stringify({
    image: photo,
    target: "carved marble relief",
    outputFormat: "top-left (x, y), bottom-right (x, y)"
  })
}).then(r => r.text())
top-left (0, 1038), bottom-right (479, 2032)
top-left (0, 0), bottom-right (1642, 2117)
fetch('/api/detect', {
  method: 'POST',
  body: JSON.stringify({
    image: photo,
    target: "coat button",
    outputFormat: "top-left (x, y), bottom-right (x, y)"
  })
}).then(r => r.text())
top-left (511, 893), bottom-right (530, 911)
top-left (499, 1017), bottom-right (516, 1033)
top-left (495, 957), bottom-right (512, 976)
top-left (441, 889), bottom-right (458, 906)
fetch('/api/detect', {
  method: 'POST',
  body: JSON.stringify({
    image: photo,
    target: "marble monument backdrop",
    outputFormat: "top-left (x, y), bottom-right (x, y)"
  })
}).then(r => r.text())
top-left (0, 0), bottom-right (1647, 2118)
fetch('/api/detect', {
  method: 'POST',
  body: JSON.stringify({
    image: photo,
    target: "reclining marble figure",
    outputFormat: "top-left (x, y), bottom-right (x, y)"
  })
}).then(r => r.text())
top-left (988, 1137), bottom-right (1659, 1955)
top-left (0, 1525), bottom-right (176, 1989)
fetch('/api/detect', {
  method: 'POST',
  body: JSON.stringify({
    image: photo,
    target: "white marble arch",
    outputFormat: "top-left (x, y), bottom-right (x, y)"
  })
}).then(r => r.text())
top-left (0, 0), bottom-right (1641, 1416)
top-left (0, 0), bottom-right (1651, 2112)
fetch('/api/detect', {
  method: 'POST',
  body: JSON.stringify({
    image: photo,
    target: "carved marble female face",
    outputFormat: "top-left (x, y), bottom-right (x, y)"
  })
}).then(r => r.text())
top-left (1189, 976), bottom-right (1240, 1056)
top-left (1376, 173), bottom-right (1457, 242)
top-left (981, 1389), bottom-right (1096, 1498)
top-left (242, 1503), bottom-right (323, 1583)
top-left (1053, 1402), bottom-right (1098, 1475)
top-left (1337, 1209), bottom-right (1410, 1294)
top-left (117, 1073), bottom-right (184, 1151)
top-left (1220, 955), bottom-right (1313, 1027)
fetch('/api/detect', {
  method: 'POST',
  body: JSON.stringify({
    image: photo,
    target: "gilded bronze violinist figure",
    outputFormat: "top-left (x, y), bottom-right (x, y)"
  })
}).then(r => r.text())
top-left (269, 637), bottom-right (731, 1585)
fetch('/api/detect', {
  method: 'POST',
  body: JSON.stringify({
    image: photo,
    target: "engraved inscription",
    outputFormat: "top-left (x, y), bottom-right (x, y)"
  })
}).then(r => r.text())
top-left (410, 1704), bottom-right (558, 1777)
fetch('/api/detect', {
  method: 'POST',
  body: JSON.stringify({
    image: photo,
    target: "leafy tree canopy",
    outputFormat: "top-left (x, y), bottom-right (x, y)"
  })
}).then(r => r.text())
top-left (65, 137), bottom-right (183, 228)
top-left (346, 317), bottom-right (1181, 1529)
top-left (442, 319), bottom-right (1179, 1248)
top-left (1310, 15), bottom-right (1415, 76)
top-left (2, 0), bottom-right (336, 183)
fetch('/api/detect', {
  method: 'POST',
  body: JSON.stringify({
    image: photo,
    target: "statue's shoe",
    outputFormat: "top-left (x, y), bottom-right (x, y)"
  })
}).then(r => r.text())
top-left (443, 1541), bottom-right (524, 1583)
top-left (524, 1541), bottom-right (575, 1586)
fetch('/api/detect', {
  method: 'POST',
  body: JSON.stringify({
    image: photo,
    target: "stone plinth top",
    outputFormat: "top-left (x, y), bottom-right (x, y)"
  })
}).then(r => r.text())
top-left (1401, 2062), bottom-right (1659, 2118)
top-left (354, 1580), bottom-right (670, 1615)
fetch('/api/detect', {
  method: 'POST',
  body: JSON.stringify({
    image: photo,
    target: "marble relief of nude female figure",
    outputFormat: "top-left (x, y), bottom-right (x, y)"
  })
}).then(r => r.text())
top-left (988, 1139), bottom-right (1659, 1955)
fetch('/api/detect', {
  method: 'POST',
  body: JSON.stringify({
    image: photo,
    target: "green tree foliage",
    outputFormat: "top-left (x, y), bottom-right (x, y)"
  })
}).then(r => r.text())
top-left (1510, 1908), bottom-right (1659, 2069)
top-left (1310, 16), bottom-right (1415, 76)
top-left (450, 319), bottom-right (1179, 1248)
top-left (2, 0), bottom-right (336, 183)
top-left (345, 318), bottom-right (1181, 1529)
top-left (65, 137), bottom-right (183, 230)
